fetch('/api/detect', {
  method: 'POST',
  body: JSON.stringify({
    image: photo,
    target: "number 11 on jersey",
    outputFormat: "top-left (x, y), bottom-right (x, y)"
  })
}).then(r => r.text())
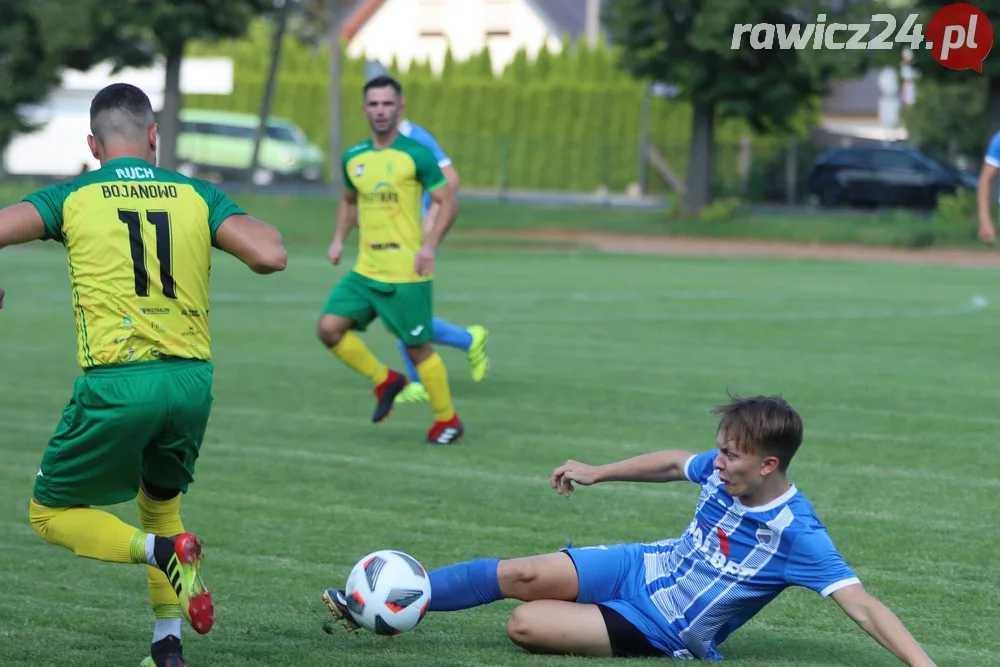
top-left (119, 208), bottom-right (176, 299)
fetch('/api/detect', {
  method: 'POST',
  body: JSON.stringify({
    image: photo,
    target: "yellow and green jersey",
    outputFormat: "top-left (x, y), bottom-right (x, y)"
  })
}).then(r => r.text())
top-left (23, 157), bottom-right (245, 369)
top-left (342, 134), bottom-right (448, 283)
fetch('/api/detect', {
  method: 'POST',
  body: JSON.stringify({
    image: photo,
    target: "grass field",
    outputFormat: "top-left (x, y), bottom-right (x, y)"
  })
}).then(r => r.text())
top-left (2, 213), bottom-right (999, 667)
top-left (0, 180), bottom-right (984, 250)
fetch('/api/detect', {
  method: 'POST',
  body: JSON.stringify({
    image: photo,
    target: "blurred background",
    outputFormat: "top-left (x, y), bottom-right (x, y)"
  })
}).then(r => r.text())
top-left (1, 0), bottom-right (996, 218)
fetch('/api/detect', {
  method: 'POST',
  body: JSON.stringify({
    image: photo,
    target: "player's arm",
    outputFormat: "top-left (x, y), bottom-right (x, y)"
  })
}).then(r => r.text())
top-left (423, 182), bottom-right (458, 250)
top-left (550, 450), bottom-right (698, 497)
top-left (333, 190), bottom-right (358, 246)
top-left (0, 202), bottom-right (47, 249)
top-left (0, 200), bottom-right (53, 310)
top-left (214, 214), bottom-right (288, 274)
top-left (424, 164), bottom-right (460, 235)
top-left (831, 584), bottom-right (937, 666)
top-left (977, 133), bottom-right (1000, 244)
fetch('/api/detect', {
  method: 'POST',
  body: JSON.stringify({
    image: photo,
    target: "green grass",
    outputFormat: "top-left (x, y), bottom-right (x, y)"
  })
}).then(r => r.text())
top-left (0, 180), bottom-right (983, 249)
top-left (2, 240), bottom-right (998, 666)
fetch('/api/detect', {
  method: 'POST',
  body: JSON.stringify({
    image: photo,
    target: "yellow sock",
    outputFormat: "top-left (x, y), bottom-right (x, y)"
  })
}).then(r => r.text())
top-left (332, 331), bottom-right (389, 384)
top-left (137, 490), bottom-right (184, 618)
top-left (29, 499), bottom-right (147, 564)
top-left (416, 352), bottom-right (456, 421)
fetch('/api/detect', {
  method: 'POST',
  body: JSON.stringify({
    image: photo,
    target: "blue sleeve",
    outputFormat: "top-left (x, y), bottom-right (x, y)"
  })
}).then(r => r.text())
top-left (986, 131), bottom-right (1000, 167)
top-left (410, 125), bottom-right (451, 167)
top-left (683, 450), bottom-right (718, 484)
top-left (784, 529), bottom-right (860, 597)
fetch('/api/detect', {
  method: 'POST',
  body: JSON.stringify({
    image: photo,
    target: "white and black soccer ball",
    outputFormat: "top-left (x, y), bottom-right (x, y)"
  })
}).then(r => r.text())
top-left (344, 550), bottom-right (432, 635)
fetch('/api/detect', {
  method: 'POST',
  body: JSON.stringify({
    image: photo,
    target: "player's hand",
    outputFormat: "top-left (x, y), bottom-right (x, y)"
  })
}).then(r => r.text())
top-left (0, 286), bottom-right (5, 310)
top-left (327, 240), bottom-right (344, 265)
top-left (414, 245), bottom-right (436, 276)
top-left (979, 221), bottom-right (996, 245)
top-left (550, 459), bottom-right (601, 498)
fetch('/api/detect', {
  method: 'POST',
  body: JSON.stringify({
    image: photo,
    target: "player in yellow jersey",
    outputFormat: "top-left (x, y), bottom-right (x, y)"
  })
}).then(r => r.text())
top-left (319, 75), bottom-right (464, 445)
top-left (0, 83), bottom-right (287, 667)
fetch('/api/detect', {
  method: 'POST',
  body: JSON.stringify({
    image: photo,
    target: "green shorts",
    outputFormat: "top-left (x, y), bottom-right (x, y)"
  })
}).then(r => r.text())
top-left (33, 358), bottom-right (214, 508)
top-left (321, 270), bottom-right (433, 347)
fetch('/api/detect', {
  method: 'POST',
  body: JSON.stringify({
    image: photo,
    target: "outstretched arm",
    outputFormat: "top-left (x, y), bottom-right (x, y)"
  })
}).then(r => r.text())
top-left (0, 202), bottom-right (47, 250)
top-left (214, 214), bottom-right (288, 274)
top-left (832, 584), bottom-right (936, 667)
top-left (550, 450), bottom-right (697, 498)
top-left (0, 201), bottom-right (49, 311)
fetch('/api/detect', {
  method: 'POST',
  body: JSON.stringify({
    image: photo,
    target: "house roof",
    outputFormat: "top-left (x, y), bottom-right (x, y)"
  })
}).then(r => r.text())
top-left (341, 0), bottom-right (382, 41)
top-left (822, 69), bottom-right (882, 116)
top-left (341, 0), bottom-right (609, 42)
top-left (525, 0), bottom-right (610, 40)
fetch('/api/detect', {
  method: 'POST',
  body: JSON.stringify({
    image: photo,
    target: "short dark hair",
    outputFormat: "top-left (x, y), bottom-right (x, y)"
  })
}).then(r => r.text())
top-left (363, 75), bottom-right (402, 100)
top-left (711, 394), bottom-right (803, 473)
top-left (89, 83), bottom-right (155, 143)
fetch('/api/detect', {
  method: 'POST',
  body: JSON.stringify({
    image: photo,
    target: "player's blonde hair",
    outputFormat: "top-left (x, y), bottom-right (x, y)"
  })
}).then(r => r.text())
top-left (711, 394), bottom-right (803, 472)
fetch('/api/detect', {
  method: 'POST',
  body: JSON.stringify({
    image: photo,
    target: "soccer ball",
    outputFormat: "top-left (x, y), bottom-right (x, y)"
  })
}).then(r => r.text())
top-left (344, 550), bottom-right (432, 635)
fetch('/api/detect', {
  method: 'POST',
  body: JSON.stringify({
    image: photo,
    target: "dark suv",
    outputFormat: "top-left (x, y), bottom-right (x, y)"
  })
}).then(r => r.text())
top-left (806, 145), bottom-right (977, 209)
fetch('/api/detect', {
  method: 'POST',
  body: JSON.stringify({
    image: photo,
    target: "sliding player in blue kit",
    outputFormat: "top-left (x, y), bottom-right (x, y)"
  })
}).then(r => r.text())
top-left (325, 394), bottom-right (936, 665)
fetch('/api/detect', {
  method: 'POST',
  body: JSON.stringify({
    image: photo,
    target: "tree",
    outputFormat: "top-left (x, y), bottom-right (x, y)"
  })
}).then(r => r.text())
top-left (603, 0), bottom-right (876, 214)
top-left (907, 0), bottom-right (1000, 154)
top-left (125, 0), bottom-right (273, 170)
top-left (0, 0), bottom-right (152, 155)
top-left (902, 77), bottom-right (986, 164)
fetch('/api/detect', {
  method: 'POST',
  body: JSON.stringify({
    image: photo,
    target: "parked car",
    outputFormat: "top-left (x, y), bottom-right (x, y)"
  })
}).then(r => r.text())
top-left (805, 144), bottom-right (978, 209)
top-left (173, 109), bottom-right (326, 185)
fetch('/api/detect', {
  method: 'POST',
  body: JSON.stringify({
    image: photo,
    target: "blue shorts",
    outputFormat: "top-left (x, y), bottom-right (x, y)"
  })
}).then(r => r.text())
top-left (561, 543), bottom-right (691, 658)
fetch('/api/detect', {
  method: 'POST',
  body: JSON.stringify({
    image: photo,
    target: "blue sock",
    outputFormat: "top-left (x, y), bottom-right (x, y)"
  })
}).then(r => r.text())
top-left (398, 339), bottom-right (421, 383)
top-left (428, 558), bottom-right (502, 611)
top-left (432, 317), bottom-right (473, 352)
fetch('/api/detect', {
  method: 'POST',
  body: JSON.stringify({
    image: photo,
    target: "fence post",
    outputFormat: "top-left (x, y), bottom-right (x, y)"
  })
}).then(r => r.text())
top-left (637, 84), bottom-right (652, 194)
top-left (497, 135), bottom-right (509, 204)
top-left (785, 136), bottom-right (799, 205)
top-left (603, 142), bottom-right (612, 206)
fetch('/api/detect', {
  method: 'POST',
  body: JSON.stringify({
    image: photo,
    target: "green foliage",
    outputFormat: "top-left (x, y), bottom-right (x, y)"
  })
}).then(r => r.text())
top-left (695, 197), bottom-right (742, 223)
top-left (182, 19), bottom-right (824, 193)
top-left (601, 0), bottom-right (874, 134)
top-left (902, 77), bottom-right (986, 159)
top-left (0, 0), bottom-right (154, 152)
top-left (129, 0), bottom-right (273, 54)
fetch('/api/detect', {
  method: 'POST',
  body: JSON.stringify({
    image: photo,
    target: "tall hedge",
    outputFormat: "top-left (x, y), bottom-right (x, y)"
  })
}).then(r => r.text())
top-left (184, 20), bottom-right (818, 193)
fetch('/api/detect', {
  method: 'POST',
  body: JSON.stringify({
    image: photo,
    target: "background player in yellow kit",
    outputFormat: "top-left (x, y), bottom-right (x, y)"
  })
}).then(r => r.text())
top-left (318, 75), bottom-right (464, 445)
top-left (0, 83), bottom-right (287, 667)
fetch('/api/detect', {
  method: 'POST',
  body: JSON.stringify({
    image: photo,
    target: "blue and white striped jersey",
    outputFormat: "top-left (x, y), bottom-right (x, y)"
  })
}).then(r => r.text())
top-left (398, 119), bottom-right (451, 216)
top-left (643, 450), bottom-right (860, 660)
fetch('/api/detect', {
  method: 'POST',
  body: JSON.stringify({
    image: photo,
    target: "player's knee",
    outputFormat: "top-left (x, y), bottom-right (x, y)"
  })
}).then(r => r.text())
top-left (498, 558), bottom-right (539, 590)
top-left (140, 478), bottom-right (180, 501)
top-left (316, 317), bottom-right (344, 347)
top-left (28, 499), bottom-right (60, 542)
top-left (505, 607), bottom-right (539, 650)
top-left (405, 342), bottom-right (433, 364)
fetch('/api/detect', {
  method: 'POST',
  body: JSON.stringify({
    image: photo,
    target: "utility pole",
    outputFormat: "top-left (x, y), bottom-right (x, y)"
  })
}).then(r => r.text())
top-left (246, 0), bottom-right (293, 189)
top-left (585, 0), bottom-right (600, 47)
top-left (328, 0), bottom-right (350, 194)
